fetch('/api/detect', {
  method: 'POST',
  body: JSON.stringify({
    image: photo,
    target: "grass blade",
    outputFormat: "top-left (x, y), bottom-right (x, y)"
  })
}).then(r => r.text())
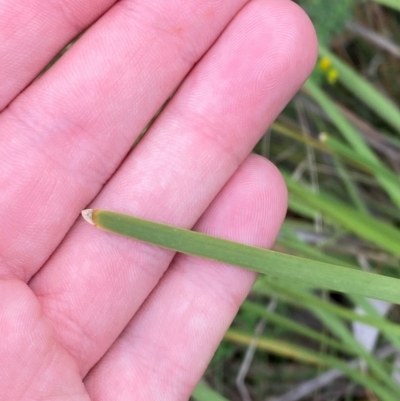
top-left (304, 78), bottom-right (377, 161)
top-left (192, 381), bottom-right (231, 401)
top-left (241, 300), bottom-right (357, 355)
top-left (83, 209), bottom-right (400, 304)
top-left (284, 173), bottom-right (400, 255)
top-left (320, 134), bottom-right (400, 208)
top-left (368, 0), bottom-right (400, 15)
top-left (318, 45), bottom-right (400, 134)
top-left (254, 276), bottom-right (400, 336)
top-left (225, 330), bottom-right (399, 401)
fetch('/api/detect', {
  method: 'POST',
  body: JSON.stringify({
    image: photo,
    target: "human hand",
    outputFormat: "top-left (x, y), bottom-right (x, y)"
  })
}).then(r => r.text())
top-left (0, 0), bottom-right (316, 399)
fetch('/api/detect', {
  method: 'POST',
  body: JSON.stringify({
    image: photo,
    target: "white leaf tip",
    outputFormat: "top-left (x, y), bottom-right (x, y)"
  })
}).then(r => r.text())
top-left (81, 209), bottom-right (94, 225)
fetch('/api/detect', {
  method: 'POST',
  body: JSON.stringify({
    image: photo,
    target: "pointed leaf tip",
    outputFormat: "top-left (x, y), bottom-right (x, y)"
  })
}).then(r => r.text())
top-left (81, 209), bottom-right (94, 225)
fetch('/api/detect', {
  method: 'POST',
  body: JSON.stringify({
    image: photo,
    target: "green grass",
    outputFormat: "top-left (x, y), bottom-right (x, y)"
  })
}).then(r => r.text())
top-left (209, 1), bottom-right (400, 399)
top-left (89, 209), bottom-right (400, 303)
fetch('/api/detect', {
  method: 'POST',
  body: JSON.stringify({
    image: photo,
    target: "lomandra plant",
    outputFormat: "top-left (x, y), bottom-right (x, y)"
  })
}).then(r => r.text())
top-left (81, 208), bottom-right (400, 303)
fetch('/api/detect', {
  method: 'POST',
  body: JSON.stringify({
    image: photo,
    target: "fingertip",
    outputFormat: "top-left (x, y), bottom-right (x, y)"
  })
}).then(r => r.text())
top-left (279, 0), bottom-right (319, 77)
top-left (197, 154), bottom-right (287, 248)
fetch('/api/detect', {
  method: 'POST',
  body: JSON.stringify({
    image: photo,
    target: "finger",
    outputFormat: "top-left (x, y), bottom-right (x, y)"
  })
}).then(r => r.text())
top-left (0, 279), bottom-right (90, 401)
top-left (85, 155), bottom-right (286, 401)
top-left (31, 0), bottom-right (317, 376)
top-left (0, 0), bottom-right (249, 281)
top-left (0, 0), bottom-right (116, 110)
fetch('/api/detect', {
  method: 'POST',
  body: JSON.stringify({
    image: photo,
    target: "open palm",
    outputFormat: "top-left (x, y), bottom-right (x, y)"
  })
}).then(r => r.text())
top-left (0, 0), bottom-right (316, 399)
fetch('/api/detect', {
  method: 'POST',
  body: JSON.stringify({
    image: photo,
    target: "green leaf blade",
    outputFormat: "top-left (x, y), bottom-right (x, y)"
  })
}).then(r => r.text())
top-left (85, 209), bottom-right (400, 305)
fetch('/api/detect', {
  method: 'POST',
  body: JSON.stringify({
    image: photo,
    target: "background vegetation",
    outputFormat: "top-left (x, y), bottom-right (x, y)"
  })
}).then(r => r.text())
top-left (193, 1), bottom-right (400, 400)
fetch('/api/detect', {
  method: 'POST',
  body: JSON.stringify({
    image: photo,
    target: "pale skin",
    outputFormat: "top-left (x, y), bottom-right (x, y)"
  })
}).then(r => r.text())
top-left (0, 0), bottom-right (317, 399)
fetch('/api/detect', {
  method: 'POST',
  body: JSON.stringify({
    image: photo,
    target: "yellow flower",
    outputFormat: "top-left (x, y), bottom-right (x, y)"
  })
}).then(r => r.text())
top-left (327, 69), bottom-right (339, 84)
top-left (319, 56), bottom-right (332, 71)
top-left (318, 56), bottom-right (339, 84)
